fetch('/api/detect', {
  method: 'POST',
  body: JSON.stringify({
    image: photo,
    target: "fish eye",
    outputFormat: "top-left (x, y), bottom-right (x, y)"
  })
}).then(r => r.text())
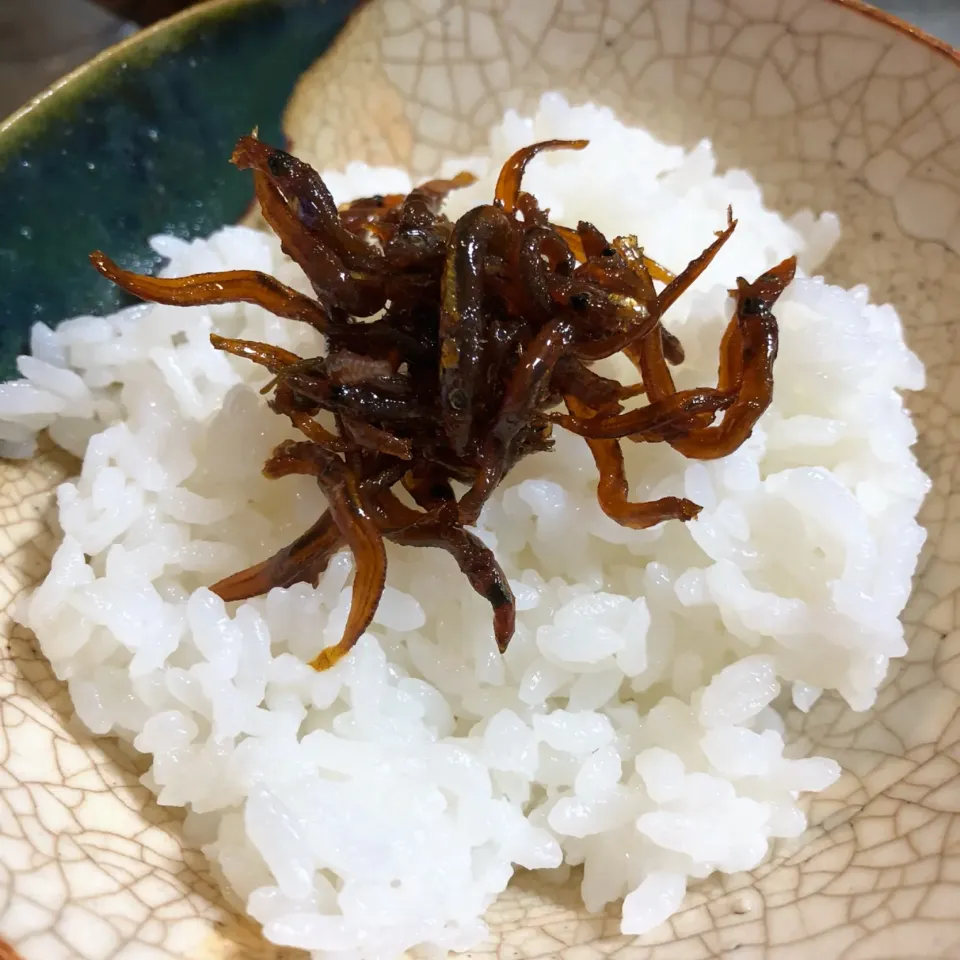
top-left (267, 153), bottom-right (292, 176)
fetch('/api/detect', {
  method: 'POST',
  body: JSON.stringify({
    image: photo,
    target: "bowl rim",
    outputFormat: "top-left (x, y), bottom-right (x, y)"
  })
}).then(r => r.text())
top-left (836, 0), bottom-right (960, 64)
top-left (0, 0), bottom-right (285, 146)
top-left (0, 0), bottom-right (957, 152)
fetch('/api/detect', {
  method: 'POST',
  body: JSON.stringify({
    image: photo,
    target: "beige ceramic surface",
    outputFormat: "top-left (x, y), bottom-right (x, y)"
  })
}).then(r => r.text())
top-left (2, 0), bottom-right (960, 958)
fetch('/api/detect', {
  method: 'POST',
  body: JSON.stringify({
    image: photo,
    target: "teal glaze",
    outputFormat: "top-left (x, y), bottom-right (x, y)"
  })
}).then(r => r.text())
top-left (0, 0), bottom-right (362, 377)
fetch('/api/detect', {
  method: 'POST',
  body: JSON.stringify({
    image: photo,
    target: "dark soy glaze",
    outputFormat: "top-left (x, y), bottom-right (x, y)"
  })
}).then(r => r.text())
top-left (91, 135), bottom-right (796, 670)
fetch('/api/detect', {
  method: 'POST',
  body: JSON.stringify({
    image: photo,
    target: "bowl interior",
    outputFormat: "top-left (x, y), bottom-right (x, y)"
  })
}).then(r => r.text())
top-left (1, 1), bottom-right (959, 958)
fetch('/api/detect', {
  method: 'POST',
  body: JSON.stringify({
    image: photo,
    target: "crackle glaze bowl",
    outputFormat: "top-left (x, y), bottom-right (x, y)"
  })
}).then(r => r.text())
top-left (0, 0), bottom-right (958, 957)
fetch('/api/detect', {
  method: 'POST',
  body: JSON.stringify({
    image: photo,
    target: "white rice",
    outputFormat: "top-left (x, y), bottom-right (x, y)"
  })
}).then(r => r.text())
top-left (2, 93), bottom-right (930, 956)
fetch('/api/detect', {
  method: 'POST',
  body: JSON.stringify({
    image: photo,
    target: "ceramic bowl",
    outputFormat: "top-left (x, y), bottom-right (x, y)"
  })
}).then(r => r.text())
top-left (0, 1), bottom-right (958, 958)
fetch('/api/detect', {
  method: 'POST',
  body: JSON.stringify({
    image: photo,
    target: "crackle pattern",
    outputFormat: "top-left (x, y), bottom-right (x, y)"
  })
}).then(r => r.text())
top-left (2, 1), bottom-right (959, 958)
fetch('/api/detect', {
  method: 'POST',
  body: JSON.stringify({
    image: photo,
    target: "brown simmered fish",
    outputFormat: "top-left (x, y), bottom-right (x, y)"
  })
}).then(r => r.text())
top-left (90, 135), bottom-right (796, 671)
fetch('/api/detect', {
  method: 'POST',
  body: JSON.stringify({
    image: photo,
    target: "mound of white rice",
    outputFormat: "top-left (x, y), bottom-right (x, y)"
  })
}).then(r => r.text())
top-left (1, 94), bottom-right (930, 956)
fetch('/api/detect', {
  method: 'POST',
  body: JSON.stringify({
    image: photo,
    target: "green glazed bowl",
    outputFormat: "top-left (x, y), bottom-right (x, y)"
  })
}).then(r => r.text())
top-left (0, 2), bottom-right (958, 959)
top-left (0, 0), bottom-right (359, 378)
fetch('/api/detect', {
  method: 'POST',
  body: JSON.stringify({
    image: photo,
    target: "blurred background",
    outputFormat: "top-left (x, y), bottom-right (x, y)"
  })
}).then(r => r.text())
top-left (1, 0), bottom-right (959, 122)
